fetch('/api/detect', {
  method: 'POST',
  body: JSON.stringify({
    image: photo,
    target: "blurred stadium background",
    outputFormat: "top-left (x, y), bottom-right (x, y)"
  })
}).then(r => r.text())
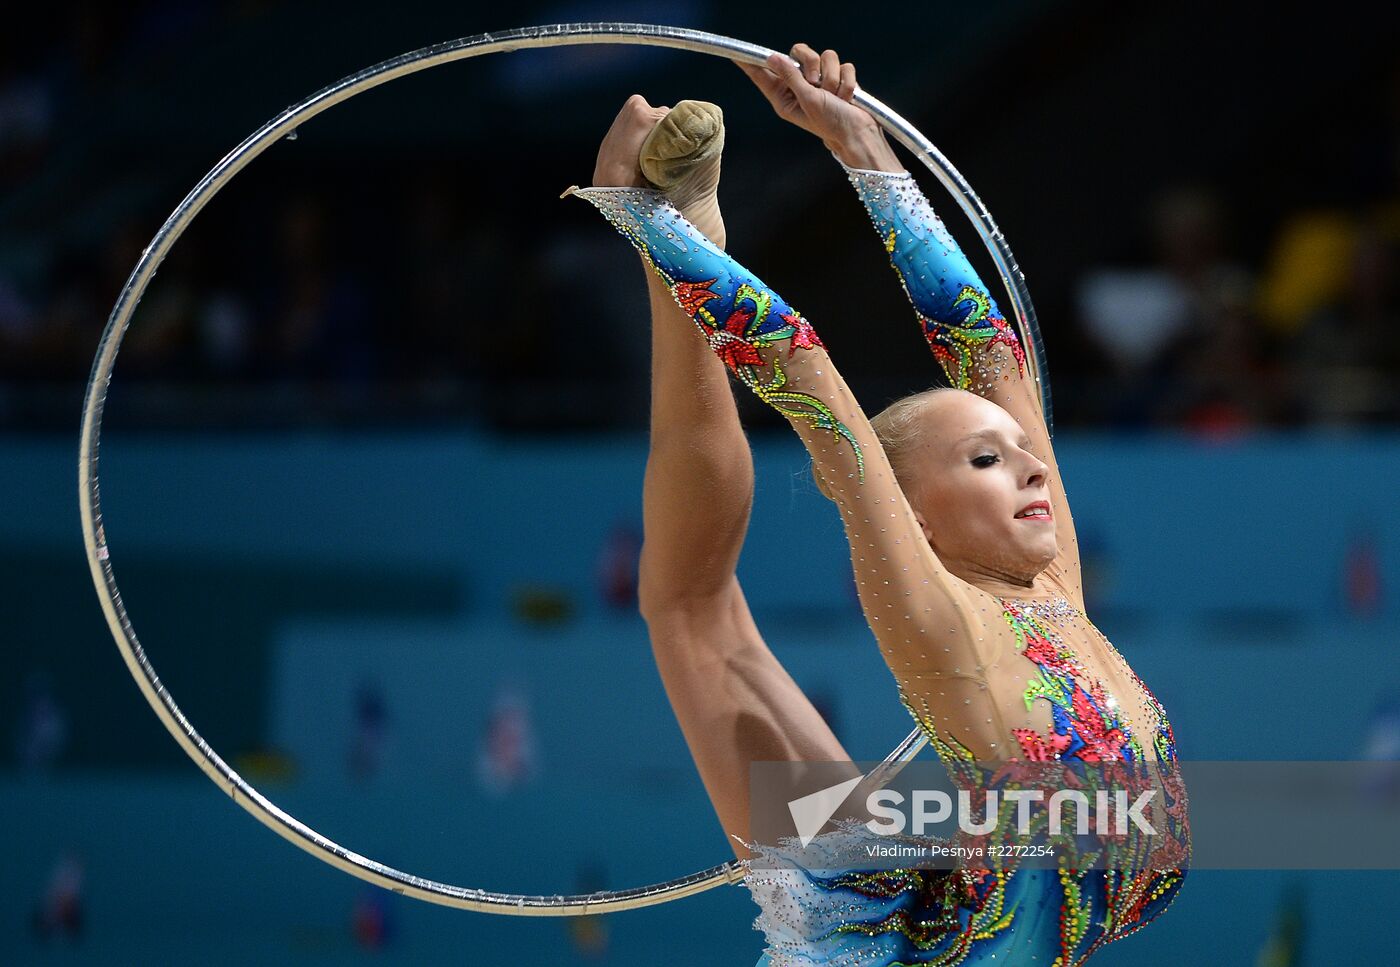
top-left (3, 1), bottom-right (1398, 963)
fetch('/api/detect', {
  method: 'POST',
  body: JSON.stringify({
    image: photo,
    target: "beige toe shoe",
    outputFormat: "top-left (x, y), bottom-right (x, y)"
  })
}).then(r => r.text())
top-left (639, 99), bottom-right (725, 189)
top-left (638, 100), bottom-right (726, 244)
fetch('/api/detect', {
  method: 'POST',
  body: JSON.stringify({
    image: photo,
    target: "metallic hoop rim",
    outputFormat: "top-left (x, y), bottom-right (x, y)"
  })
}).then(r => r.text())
top-left (79, 22), bottom-right (1049, 916)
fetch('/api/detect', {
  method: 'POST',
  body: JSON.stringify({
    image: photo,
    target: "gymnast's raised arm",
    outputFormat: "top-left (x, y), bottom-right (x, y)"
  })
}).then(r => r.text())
top-left (564, 168), bottom-right (1014, 762)
top-left (738, 45), bottom-right (1084, 610)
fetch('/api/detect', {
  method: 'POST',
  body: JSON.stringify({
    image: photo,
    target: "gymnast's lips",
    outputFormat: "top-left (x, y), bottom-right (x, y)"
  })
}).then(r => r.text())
top-left (1015, 500), bottom-right (1052, 521)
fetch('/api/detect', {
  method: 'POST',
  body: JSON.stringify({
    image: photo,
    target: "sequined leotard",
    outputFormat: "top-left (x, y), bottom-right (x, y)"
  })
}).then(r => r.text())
top-left (568, 162), bottom-right (1189, 965)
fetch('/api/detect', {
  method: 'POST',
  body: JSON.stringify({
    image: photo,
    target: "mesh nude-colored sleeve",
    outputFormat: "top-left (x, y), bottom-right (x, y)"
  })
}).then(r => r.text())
top-left (841, 164), bottom-right (1084, 609)
top-left (566, 185), bottom-right (1018, 760)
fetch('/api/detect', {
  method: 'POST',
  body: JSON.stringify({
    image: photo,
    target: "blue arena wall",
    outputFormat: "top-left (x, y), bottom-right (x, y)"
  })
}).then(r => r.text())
top-left (3, 429), bottom-right (1398, 964)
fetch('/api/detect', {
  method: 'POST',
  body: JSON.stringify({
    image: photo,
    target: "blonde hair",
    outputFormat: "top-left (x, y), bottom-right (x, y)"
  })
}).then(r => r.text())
top-left (812, 387), bottom-right (960, 504)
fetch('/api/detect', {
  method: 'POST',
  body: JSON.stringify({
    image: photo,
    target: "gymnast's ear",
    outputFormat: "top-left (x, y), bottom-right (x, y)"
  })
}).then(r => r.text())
top-left (912, 507), bottom-right (935, 543)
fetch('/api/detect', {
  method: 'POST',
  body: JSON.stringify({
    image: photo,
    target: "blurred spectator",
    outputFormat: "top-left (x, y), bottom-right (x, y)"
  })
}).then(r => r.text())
top-left (1286, 225), bottom-right (1400, 424)
top-left (597, 520), bottom-right (642, 610)
top-left (1257, 62), bottom-right (1400, 425)
top-left (17, 671), bottom-right (68, 771)
top-left (350, 886), bottom-right (393, 950)
top-left (31, 851), bottom-right (84, 943)
top-left (1256, 210), bottom-right (1358, 339)
top-left (1076, 185), bottom-right (1260, 429)
top-left (197, 289), bottom-right (256, 376)
top-left (0, 270), bottom-right (37, 364)
top-left (1343, 524), bottom-right (1384, 619)
top-left (1360, 692), bottom-right (1400, 803)
top-left (1254, 880), bottom-right (1304, 967)
top-left (0, 51), bottom-right (54, 185)
top-left (511, 584), bottom-right (576, 626)
top-left (258, 196), bottom-right (376, 383)
top-left (348, 679), bottom-right (389, 781)
top-left (393, 172), bottom-right (475, 384)
top-left (476, 683), bottom-right (538, 796)
top-left (566, 857), bottom-right (611, 958)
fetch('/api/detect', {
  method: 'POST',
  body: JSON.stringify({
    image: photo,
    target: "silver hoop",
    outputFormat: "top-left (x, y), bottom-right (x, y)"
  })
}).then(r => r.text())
top-left (79, 22), bottom-right (1048, 916)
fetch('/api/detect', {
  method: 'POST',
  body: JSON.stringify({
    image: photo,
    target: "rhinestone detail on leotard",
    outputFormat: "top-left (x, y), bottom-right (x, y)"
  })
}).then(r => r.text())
top-left (1000, 595), bottom-right (1178, 763)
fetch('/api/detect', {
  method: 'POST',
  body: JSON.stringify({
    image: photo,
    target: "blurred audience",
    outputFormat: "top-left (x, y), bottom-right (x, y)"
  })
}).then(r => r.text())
top-left (1077, 185), bottom-right (1275, 435)
top-left (2, 6), bottom-right (1398, 433)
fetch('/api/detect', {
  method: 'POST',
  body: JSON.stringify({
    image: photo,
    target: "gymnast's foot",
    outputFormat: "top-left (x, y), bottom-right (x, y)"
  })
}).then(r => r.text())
top-left (639, 99), bottom-right (727, 248)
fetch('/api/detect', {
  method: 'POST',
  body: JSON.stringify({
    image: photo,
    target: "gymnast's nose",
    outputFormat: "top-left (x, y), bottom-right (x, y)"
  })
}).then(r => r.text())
top-left (1024, 455), bottom-right (1048, 488)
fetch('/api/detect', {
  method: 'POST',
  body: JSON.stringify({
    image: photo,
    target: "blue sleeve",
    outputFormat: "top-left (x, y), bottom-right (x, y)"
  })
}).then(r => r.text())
top-left (565, 184), bottom-right (864, 480)
top-left (841, 163), bottom-right (1030, 396)
top-left (841, 164), bottom-right (1085, 610)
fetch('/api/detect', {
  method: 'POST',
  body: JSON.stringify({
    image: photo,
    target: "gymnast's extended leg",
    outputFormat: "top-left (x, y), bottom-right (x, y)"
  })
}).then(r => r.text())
top-left (595, 96), bottom-right (851, 858)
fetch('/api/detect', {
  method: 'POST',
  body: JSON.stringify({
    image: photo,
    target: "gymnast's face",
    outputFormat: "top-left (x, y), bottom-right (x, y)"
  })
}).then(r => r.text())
top-left (904, 391), bottom-right (1058, 582)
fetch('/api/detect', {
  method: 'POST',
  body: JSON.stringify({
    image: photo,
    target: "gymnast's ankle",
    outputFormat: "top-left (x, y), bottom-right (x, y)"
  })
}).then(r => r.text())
top-left (640, 99), bottom-right (727, 248)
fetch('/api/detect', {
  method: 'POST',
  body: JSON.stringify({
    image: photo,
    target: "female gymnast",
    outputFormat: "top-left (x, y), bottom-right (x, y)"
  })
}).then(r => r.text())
top-left (567, 43), bottom-right (1189, 965)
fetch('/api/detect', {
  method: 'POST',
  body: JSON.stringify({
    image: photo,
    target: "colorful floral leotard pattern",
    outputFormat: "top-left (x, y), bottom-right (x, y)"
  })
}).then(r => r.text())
top-left (565, 184), bottom-right (865, 480)
top-left (999, 596), bottom-right (1178, 765)
top-left (746, 594), bottom-right (1190, 967)
top-left (839, 163), bottom-right (1029, 397)
top-left (568, 173), bottom-right (1188, 965)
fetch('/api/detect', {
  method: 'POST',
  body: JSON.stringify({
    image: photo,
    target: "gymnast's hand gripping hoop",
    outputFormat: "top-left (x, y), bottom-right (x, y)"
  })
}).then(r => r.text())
top-left (79, 23), bottom-right (1051, 915)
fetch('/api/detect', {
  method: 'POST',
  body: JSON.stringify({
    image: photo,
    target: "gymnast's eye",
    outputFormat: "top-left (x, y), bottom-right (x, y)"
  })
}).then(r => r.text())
top-left (972, 454), bottom-right (999, 468)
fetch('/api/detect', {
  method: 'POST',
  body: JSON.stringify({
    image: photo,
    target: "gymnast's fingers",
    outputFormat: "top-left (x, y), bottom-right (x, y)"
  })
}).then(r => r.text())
top-left (790, 42), bottom-right (821, 84)
top-left (767, 52), bottom-right (820, 104)
top-left (819, 49), bottom-right (841, 93)
top-left (837, 62), bottom-right (858, 102)
top-left (734, 60), bottom-right (785, 103)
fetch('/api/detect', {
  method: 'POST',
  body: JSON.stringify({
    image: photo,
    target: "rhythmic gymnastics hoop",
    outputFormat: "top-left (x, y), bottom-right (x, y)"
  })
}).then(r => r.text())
top-left (79, 23), bottom-right (1053, 916)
